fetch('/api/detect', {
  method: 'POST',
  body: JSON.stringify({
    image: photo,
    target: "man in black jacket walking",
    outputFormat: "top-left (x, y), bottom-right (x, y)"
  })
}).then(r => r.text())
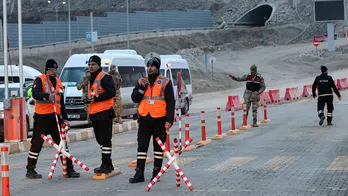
top-left (129, 53), bottom-right (175, 183)
top-left (312, 65), bottom-right (341, 126)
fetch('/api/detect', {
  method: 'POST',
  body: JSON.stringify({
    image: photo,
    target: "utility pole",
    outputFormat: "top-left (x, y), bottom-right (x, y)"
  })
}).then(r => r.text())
top-left (90, 12), bottom-right (94, 52)
top-left (18, 0), bottom-right (23, 97)
top-left (126, 0), bottom-right (130, 49)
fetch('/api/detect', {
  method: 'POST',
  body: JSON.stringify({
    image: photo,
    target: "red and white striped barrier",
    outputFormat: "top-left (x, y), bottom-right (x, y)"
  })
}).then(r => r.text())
top-left (284, 87), bottom-right (300, 100)
top-left (225, 95), bottom-right (243, 111)
top-left (196, 111), bottom-right (212, 146)
top-left (177, 108), bottom-right (183, 150)
top-left (165, 128), bottom-right (171, 154)
top-left (268, 90), bottom-right (281, 103)
top-left (173, 139), bottom-right (180, 187)
top-left (336, 78), bottom-right (348, 90)
top-left (146, 137), bottom-right (194, 191)
top-left (177, 71), bottom-right (183, 149)
top-left (212, 107), bottom-right (227, 140)
top-left (1, 146), bottom-right (10, 196)
top-left (41, 134), bottom-right (89, 171)
top-left (260, 91), bottom-right (272, 106)
top-left (48, 124), bottom-right (69, 179)
top-left (302, 84), bottom-right (313, 97)
top-left (46, 102), bottom-right (69, 179)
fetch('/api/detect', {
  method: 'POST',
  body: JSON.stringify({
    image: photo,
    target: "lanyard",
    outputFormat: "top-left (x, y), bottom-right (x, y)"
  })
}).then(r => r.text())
top-left (46, 74), bottom-right (55, 93)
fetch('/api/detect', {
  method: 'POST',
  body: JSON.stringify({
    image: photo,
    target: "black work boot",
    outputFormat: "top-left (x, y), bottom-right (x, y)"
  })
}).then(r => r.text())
top-left (327, 117), bottom-right (333, 126)
top-left (66, 158), bottom-right (80, 178)
top-left (94, 158), bottom-right (114, 174)
top-left (129, 168), bottom-right (145, 183)
top-left (252, 118), bottom-right (258, 127)
top-left (151, 166), bottom-right (161, 181)
top-left (94, 162), bottom-right (112, 174)
top-left (26, 165), bottom-right (42, 179)
top-left (319, 115), bottom-right (325, 126)
top-left (110, 159), bottom-right (114, 171)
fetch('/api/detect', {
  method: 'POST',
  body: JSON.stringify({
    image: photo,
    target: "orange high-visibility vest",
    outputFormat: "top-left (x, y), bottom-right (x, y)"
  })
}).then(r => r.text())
top-left (88, 71), bottom-right (114, 115)
top-left (35, 74), bottom-right (64, 115)
top-left (138, 75), bottom-right (170, 118)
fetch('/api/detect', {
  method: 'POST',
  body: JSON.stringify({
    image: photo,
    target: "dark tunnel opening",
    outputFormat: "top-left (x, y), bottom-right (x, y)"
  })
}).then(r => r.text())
top-left (235, 5), bottom-right (273, 26)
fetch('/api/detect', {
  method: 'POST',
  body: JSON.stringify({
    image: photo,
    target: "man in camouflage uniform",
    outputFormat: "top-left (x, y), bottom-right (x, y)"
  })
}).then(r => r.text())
top-left (77, 67), bottom-right (91, 122)
top-left (228, 64), bottom-right (266, 127)
top-left (108, 64), bottom-right (123, 124)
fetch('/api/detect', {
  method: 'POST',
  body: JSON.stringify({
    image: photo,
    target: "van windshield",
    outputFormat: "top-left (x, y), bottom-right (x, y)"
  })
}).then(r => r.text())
top-left (0, 76), bottom-right (20, 84)
top-left (118, 66), bottom-right (146, 88)
top-left (60, 67), bottom-right (109, 86)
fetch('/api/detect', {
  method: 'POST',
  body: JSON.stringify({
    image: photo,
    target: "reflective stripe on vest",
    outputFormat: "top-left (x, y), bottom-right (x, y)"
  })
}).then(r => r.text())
top-left (138, 75), bottom-right (169, 118)
top-left (88, 72), bottom-right (114, 115)
top-left (35, 75), bottom-right (62, 115)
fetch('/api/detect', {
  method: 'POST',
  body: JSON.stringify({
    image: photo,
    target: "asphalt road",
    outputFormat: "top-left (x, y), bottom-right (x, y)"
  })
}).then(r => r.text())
top-left (4, 92), bottom-right (348, 196)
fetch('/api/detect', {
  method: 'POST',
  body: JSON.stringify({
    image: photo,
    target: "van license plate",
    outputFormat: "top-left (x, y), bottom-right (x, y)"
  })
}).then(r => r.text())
top-left (68, 115), bottom-right (80, 119)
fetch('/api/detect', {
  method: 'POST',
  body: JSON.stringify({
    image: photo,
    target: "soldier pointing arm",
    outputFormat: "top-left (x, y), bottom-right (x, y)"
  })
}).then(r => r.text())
top-left (228, 64), bottom-right (266, 127)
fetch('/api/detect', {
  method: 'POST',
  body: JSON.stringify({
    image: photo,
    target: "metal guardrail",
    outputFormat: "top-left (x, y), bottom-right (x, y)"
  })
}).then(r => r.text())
top-left (8, 27), bottom-right (217, 51)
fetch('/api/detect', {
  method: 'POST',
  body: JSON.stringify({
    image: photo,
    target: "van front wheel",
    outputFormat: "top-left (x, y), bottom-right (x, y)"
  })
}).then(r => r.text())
top-left (181, 99), bottom-right (189, 115)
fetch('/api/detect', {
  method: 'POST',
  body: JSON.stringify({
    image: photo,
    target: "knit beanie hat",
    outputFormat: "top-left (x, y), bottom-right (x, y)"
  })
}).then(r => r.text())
top-left (88, 55), bottom-right (101, 67)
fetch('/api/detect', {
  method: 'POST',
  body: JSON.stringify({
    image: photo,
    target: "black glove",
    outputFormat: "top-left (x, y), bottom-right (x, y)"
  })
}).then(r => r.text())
top-left (139, 84), bottom-right (147, 91)
top-left (139, 78), bottom-right (149, 90)
top-left (313, 93), bottom-right (317, 99)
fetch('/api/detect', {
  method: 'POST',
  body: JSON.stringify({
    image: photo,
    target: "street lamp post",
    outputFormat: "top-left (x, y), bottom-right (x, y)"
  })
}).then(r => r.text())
top-left (126, 0), bottom-right (130, 49)
top-left (68, 0), bottom-right (71, 56)
top-left (48, 0), bottom-right (71, 56)
top-left (3, 0), bottom-right (8, 99)
top-left (48, 0), bottom-right (63, 22)
top-left (18, 0), bottom-right (23, 97)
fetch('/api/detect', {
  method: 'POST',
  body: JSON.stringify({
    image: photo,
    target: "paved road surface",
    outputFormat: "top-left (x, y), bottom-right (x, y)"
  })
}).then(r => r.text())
top-left (4, 92), bottom-right (348, 196)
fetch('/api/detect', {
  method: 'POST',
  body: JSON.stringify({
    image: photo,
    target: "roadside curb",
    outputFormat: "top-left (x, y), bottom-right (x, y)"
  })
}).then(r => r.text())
top-left (2, 120), bottom-right (138, 155)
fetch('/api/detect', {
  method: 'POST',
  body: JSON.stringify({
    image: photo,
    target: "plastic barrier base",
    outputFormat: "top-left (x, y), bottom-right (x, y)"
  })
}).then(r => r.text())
top-left (227, 129), bottom-right (240, 135)
top-left (93, 168), bottom-right (121, 180)
top-left (211, 133), bottom-right (227, 140)
top-left (128, 158), bottom-right (153, 167)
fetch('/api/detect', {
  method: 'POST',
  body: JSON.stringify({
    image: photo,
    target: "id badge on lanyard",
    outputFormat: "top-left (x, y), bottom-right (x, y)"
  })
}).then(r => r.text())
top-left (148, 87), bottom-right (154, 105)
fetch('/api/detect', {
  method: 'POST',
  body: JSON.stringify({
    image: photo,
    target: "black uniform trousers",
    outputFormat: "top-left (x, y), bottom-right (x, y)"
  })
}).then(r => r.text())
top-left (92, 119), bottom-right (113, 164)
top-left (136, 120), bottom-right (167, 169)
top-left (27, 118), bottom-right (71, 169)
top-left (317, 96), bottom-right (334, 122)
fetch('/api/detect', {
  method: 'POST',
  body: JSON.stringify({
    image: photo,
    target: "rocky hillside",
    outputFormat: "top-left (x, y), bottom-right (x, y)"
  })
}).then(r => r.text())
top-left (2, 0), bottom-right (227, 23)
top-left (2, 0), bottom-right (347, 36)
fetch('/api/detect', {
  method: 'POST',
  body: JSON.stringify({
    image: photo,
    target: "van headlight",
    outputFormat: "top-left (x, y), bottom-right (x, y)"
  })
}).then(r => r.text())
top-left (0, 110), bottom-right (4, 119)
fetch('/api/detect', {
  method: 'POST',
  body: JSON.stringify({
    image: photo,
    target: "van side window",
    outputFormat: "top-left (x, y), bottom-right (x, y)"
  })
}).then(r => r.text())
top-left (170, 69), bottom-right (191, 85)
top-left (0, 76), bottom-right (20, 84)
top-left (118, 67), bottom-right (146, 88)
